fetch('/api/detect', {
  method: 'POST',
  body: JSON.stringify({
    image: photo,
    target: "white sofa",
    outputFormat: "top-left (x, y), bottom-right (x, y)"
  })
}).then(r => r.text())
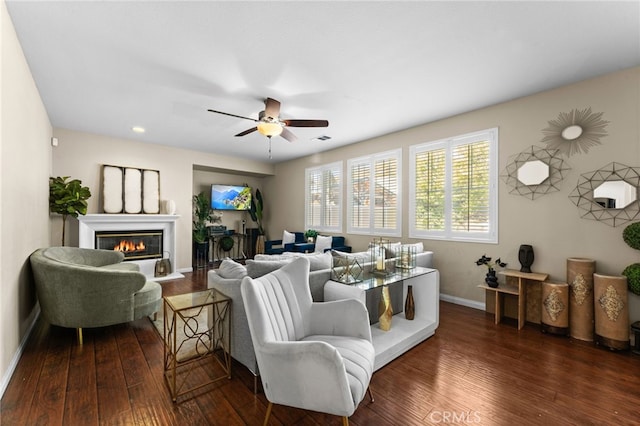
top-left (208, 247), bottom-right (434, 381)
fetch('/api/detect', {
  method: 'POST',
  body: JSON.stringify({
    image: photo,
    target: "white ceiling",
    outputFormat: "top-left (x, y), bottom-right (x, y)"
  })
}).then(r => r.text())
top-left (7, 1), bottom-right (640, 163)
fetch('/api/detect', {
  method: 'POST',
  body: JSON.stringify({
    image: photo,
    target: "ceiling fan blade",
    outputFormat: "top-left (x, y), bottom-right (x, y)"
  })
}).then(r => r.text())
top-left (264, 98), bottom-right (281, 119)
top-left (280, 127), bottom-right (298, 143)
top-left (208, 109), bottom-right (257, 122)
top-left (235, 127), bottom-right (258, 137)
top-left (283, 119), bottom-right (329, 128)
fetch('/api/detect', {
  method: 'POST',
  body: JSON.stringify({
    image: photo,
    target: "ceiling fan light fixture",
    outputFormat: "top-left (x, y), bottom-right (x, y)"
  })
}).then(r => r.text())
top-left (257, 121), bottom-right (283, 137)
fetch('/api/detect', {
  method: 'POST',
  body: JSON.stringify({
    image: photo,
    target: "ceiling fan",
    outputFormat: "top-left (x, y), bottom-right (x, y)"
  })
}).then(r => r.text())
top-left (207, 97), bottom-right (329, 143)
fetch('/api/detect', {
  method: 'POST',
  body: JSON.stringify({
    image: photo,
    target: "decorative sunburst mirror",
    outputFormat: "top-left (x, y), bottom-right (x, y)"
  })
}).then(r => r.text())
top-left (541, 107), bottom-right (609, 157)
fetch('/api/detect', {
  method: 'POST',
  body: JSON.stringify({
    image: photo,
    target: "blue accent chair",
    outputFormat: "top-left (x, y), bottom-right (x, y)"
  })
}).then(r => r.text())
top-left (292, 236), bottom-right (352, 253)
top-left (330, 236), bottom-right (352, 253)
top-left (265, 232), bottom-right (305, 254)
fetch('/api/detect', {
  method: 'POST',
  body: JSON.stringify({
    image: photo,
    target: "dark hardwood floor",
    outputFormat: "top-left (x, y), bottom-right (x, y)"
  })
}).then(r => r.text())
top-left (2, 268), bottom-right (639, 425)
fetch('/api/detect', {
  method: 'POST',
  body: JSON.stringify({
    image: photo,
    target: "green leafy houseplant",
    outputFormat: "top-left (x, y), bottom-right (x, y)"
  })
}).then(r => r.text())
top-left (623, 222), bottom-right (640, 250)
top-left (193, 192), bottom-right (213, 243)
top-left (304, 229), bottom-right (318, 241)
top-left (249, 188), bottom-right (264, 235)
top-left (622, 263), bottom-right (640, 296)
top-left (475, 254), bottom-right (507, 272)
top-left (49, 176), bottom-right (91, 246)
top-left (622, 222), bottom-right (640, 295)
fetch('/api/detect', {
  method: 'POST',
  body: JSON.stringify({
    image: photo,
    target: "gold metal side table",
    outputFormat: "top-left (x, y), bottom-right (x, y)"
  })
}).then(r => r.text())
top-left (163, 288), bottom-right (231, 402)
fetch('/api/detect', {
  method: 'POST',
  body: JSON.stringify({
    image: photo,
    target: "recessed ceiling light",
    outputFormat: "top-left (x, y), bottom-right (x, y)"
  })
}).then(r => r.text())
top-left (132, 126), bottom-right (146, 134)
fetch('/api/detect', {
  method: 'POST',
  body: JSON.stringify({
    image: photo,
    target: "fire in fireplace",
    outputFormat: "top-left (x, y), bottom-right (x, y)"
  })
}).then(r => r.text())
top-left (95, 230), bottom-right (163, 261)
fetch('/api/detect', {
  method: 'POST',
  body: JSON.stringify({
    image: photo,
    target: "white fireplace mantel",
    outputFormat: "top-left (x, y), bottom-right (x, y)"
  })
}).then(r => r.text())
top-left (78, 214), bottom-right (183, 282)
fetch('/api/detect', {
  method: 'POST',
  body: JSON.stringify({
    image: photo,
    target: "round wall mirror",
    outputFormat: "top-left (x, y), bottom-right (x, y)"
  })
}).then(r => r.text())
top-left (593, 180), bottom-right (637, 209)
top-left (561, 125), bottom-right (583, 140)
top-left (517, 160), bottom-right (550, 185)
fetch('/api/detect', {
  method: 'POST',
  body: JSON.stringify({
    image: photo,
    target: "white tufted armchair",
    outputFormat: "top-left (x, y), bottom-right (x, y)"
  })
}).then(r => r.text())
top-left (241, 257), bottom-right (374, 425)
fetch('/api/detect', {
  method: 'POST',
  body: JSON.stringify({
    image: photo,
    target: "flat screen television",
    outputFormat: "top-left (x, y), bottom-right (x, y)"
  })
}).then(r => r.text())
top-left (211, 184), bottom-right (252, 211)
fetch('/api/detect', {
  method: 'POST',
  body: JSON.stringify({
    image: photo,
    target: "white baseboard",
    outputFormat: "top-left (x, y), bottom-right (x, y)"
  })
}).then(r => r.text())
top-left (440, 293), bottom-right (485, 311)
top-left (0, 304), bottom-right (40, 400)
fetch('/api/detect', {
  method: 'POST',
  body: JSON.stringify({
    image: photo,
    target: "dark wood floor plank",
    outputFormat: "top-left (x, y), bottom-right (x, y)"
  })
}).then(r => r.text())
top-left (25, 325), bottom-right (71, 425)
top-left (62, 335), bottom-right (99, 425)
top-left (95, 327), bottom-right (135, 425)
top-left (3, 268), bottom-right (640, 425)
top-left (0, 320), bottom-right (50, 425)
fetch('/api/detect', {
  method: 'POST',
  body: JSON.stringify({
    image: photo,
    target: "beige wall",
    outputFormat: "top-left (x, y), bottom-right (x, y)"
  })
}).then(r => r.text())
top-left (51, 128), bottom-right (274, 271)
top-left (192, 169), bottom-right (265, 234)
top-left (266, 67), bottom-right (640, 321)
top-left (1, 0), bottom-right (52, 394)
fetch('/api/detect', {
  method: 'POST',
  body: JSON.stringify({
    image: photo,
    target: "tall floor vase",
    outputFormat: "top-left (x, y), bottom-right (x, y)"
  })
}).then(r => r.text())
top-left (541, 281), bottom-right (569, 335)
top-left (594, 274), bottom-right (629, 350)
top-left (567, 258), bottom-right (596, 341)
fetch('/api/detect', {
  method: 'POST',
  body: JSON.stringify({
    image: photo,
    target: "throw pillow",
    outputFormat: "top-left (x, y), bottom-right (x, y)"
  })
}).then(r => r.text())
top-left (404, 242), bottom-right (424, 253)
top-left (304, 251), bottom-right (333, 271)
top-left (331, 249), bottom-right (370, 266)
top-left (314, 235), bottom-right (333, 253)
top-left (387, 242), bottom-right (402, 258)
top-left (282, 230), bottom-right (296, 245)
top-left (245, 259), bottom-right (294, 278)
top-left (217, 258), bottom-right (247, 279)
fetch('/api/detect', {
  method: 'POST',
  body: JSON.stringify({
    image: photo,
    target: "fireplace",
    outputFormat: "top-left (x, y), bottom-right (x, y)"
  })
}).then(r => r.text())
top-left (95, 230), bottom-right (163, 261)
top-left (78, 214), bottom-right (183, 282)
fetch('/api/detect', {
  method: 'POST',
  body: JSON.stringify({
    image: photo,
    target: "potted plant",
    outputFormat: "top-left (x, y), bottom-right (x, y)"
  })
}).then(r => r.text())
top-left (249, 188), bottom-right (265, 253)
top-left (622, 222), bottom-right (640, 295)
top-left (475, 254), bottom-right (507, 288)
top-left (193, 191), bottom-right (213, 268)
top-left (304, 229), bottom-right (318, 243)
top-left (49, 176), bottom-right (91, 246)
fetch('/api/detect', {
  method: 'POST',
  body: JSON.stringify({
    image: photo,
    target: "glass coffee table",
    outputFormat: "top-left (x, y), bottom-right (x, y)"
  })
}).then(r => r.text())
top-left (163, 288), bottom-right (231, 402)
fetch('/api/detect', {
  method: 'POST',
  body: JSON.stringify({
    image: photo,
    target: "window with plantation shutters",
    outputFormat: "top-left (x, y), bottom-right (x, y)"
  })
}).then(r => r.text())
top-left (305, 161), bottom-right (342, 232)
top-left (347, 149), bottom-right (402, 237)
top-left (409, 128), bottom-right (498, 243)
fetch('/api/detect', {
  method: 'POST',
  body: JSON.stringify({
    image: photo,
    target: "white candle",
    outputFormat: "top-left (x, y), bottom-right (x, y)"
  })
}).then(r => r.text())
top-left (377, 247), bottom-right (385, 270)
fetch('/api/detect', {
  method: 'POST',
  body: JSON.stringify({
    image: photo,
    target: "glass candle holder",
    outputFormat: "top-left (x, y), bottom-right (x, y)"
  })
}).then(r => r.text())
top-left (396, 245), bottom-right (416, 269)
top-left (370, 237), bottom-right (390, 275)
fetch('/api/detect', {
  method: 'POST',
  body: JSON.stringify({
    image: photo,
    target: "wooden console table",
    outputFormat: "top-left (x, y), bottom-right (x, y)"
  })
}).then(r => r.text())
top-left (479, 269), bottom-right (548, 330)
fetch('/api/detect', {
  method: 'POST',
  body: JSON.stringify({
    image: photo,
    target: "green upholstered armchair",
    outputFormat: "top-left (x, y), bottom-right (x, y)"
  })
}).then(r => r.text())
top-left (29, 247), bottom-right (162, 344)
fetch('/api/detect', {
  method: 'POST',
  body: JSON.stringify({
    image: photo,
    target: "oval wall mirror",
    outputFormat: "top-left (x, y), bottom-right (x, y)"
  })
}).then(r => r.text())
top-left (593, 180), bottom-right (637, 209)
top-left (561, 125), bottom-right (583, 140)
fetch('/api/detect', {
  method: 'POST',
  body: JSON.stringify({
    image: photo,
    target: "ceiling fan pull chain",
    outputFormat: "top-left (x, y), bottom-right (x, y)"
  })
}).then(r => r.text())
top-left (268, 136), bottom-right (272, 159)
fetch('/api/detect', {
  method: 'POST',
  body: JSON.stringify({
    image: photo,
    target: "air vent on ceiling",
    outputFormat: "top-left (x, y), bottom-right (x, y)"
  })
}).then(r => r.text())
top-left (311, 135), bottom-right (332, 142)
